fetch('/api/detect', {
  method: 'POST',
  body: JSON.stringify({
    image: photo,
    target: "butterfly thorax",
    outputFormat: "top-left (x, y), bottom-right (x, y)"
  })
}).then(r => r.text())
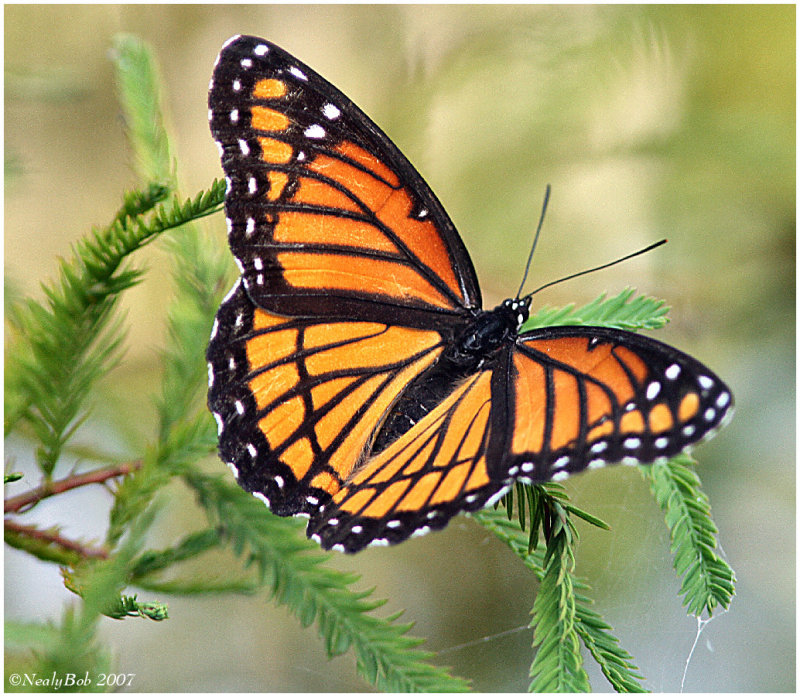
top-left (447, 297), bottom-right (530, 368)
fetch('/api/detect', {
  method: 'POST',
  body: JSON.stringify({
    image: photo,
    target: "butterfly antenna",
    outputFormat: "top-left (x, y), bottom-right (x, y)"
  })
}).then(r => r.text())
top-left (515, 184), bottom-right (551, 299)
top-left (524, 239), bottom-right (667, 298)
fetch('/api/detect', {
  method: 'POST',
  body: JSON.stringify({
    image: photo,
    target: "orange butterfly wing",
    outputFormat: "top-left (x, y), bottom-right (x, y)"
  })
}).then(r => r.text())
top-left (208, 281), bottom-right (445, 516)
top-left (209, 35), bottom-right (480, 329)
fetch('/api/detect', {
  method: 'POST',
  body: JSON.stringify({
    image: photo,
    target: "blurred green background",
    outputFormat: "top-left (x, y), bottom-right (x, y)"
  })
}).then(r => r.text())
top-left (5, 4), bottom-right (794, 692)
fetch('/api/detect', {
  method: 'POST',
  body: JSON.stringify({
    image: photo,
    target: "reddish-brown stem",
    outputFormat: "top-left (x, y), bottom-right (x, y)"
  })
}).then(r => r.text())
top-left (4, 519), bottom-right (109, 559)
top-left (4, 460), bottom-right (142, 514)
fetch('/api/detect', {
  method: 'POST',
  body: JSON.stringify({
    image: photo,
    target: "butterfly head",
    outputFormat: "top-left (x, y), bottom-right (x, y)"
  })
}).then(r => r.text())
top-left (446, 297), bottom-right (531, 369)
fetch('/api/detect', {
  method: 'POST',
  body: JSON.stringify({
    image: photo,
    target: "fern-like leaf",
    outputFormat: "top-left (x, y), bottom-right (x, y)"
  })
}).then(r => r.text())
top-left (186, 471), bottom-right (471, 692)
top-left (524, 288), bottom-right (669, 332)
top-left (475, 506), bottom-right (647, 692)
top-left (641, 455), bottom-right (735, 616)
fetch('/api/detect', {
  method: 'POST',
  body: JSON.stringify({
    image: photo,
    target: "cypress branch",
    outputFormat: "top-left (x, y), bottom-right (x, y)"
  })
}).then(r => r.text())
top-left (641, 456), bottom-right (736, 616)
top-left (186, 472), bottom-right (471, 692)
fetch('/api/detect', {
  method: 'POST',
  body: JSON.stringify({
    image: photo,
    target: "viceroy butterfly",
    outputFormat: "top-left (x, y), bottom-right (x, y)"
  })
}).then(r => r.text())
top-left (206, 35), bottom-right (733, 553)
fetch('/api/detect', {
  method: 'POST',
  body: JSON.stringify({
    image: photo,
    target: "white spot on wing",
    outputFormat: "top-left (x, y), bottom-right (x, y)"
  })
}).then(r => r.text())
top-left (322, 103), bottom-right (341, 120)
top-left (253, 491), bottom-right (270, 507)
top-left (304, 124), bottom-right (326, 139)
top-left (289, 65), bottom-right (308, 81)
top-left (665, 364), bottom-right (681, 380)
top-left (699, 375), bottom-right (714, 390)
top-left (254, 44), bottom-right (269, 56)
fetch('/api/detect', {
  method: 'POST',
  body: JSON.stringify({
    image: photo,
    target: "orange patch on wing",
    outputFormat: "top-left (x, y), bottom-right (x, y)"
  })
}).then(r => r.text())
top-left (267, 171), bottom-right (289, 200)
top-left (252, 78), bottom-right (287, 99)
top-left (259, 137), bottom-right (293, 164)
top-left (310, 375), bottom-right (359, 411)
top-left (310, 471), bottom-right (341, 496)
top-left (400, 439), bottom-right (438, 477)
top-left (281, 437), bottom-right (314, 481)
top-left (585, 382), bottom-right (614, 426)
top-left (620, 409), bottom-right (646, 433)
top-left (323, 352), bottom-right (440, 481)
top-left (396, 471), bottom-right (441, 512)
top-left (361, 479), bottom-right (412, 518)
top-left (303, 321), bottom-right (385, 349)
top-left (278, 249), bottom-right (455, 309)
top-left (249, 362), bottom-right (299, 411)
top-left (678, 392), bottom-right (700, 421)
top-left (251, 106), bottom-right (290, 132)
top-left (304, 324), bottom-right (439, 375)
top-left (376, 188), bottom-right (462, 302)
top-left (549, 370), bottom-right (581, 450)
top-left (274, 211), bottom-right (399, 254)
top-left (291, 176), bottom-right (363, 214)
top-left (511, 354), bottom-right (546, 454)
top-left (338, 487), bottom-right (376, 514)
top-left (253, 308), bottom-right (291, 331)
top-left (430, 462), bottom-right (470, 505)
top-left (612, 346), bottom-right (649, 384)
top-left (314, 374), bottom-right (385, 451)
top-left (335, 140), bottom-right (400, 187)
top-left (258, 394), bottom-right (305, 449)
top-left (648, 403), bottom-right (674, 433)
top-left (307, 153), bottom-right (394, 212)
top-left (246, 328), bottom-right (298, 369)
top-left (465, 458), bottom-right (490, 490)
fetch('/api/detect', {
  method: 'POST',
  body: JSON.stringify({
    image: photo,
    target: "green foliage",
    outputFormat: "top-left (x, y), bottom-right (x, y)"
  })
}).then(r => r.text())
top-left (477, 494), bottom-right (646, 693)
top-left (4, 32), bottom-right (734, 693)
top-left (640, 455), bottom-right (736, 616)
top-left (187, 471), bottom-right (470, 691)
top-left (524, 288), bottom-right (669, 332)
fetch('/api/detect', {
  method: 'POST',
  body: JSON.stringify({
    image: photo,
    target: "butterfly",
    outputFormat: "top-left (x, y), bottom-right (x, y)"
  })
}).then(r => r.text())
top-left (206, 35), bottom-right (733, 553)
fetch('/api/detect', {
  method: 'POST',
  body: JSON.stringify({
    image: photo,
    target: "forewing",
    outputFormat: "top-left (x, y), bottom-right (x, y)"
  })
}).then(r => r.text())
top-left (208, 35), bottom-right (481, 327)
top-left (505, 326), bottom-right (734, 480)
top-left (207, 281), bottom-right (445, 516)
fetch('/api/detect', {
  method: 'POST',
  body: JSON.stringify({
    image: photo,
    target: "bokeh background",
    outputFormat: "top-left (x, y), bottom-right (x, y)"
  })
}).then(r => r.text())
top-left (5, 4), bottom-right (794, 692)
